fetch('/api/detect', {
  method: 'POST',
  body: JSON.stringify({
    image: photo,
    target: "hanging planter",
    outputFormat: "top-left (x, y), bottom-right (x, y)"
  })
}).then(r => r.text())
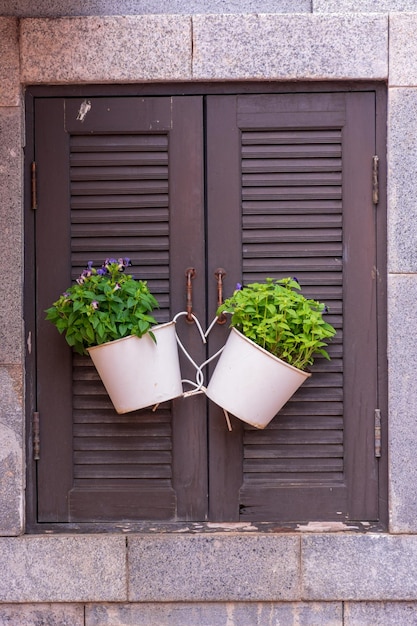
top-left (87, 321), bottom-right (183, 414)
top-left (206, 327), bottom-right (311, 429)
top-left (45, 258), bottom-right (176, 413)
top-left (207, 278), bottom-right (336, 429)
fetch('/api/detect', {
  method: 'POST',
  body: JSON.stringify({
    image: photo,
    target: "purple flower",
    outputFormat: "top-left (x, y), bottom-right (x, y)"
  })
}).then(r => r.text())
top-left (91, 300), bottom-right (99, 310)
top-left (97, 268), bottom-right (107, 276)
top-left (235, 282), bottom-right (243, 291)
top-left (87, 261), bottom-right (94, 270)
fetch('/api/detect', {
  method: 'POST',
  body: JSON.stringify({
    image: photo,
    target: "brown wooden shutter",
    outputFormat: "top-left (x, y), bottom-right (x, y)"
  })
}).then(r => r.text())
top-left (34, 96), bottom-right (207, 523)
top-left (207, 92), bottom-right (379, 522)
top-left (31, 88), bottom-right (384, 527)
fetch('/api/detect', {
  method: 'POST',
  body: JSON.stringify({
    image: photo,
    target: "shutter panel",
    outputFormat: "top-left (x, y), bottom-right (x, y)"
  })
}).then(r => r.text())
top-left (35, 96), bottom-right (206, 523)
top-left (207, 92), bottom-right (379, 522)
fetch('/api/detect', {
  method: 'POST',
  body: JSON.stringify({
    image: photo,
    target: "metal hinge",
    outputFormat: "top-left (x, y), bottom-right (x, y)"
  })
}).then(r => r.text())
top-left (31, 161), bottom-right (37, 210)
top-left (372, 155), bottom-right (379, 206)
top-left (33, 411), bottom-right (40, 460)
top-left (374, 408), bottom-right (381, 458)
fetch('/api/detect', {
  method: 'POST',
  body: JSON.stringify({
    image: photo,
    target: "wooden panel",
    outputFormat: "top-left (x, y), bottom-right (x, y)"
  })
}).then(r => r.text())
top-left (35, 95), bottom-right (206, 523)
top-left (234, 92), bottom-right (378, 521)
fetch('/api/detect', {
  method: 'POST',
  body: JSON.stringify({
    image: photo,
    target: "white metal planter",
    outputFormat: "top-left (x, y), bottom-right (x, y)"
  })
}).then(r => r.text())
top-left (206, 327), bottom-right (311, 429)
top-left (87, 321), bottom-right (183, 414)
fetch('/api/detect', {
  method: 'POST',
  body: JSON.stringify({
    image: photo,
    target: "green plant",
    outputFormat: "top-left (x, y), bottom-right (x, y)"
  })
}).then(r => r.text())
top-left (217, 277), bottom-right (336, 371)
top-left (46, 258), bottom-right (159, 355)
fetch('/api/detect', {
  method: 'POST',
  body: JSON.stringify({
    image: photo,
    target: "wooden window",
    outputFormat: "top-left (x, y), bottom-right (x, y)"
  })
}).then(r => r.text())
top-left (26, 86), bottom-right (387, 529)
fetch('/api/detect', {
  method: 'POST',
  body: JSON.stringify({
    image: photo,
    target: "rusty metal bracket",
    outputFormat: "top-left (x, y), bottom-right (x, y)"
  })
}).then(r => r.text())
top-left (185, 267), bottom-right (196, 322)
top-left (215, 268), bottom-right (227, 324)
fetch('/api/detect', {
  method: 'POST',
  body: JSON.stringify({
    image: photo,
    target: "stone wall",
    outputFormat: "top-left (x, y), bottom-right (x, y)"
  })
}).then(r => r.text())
top-left (2, 2), bottom-right (417, 624)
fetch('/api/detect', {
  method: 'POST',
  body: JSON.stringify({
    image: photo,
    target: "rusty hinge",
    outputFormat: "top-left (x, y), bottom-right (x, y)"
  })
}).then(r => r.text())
top-left (372, 155), bottom-right (379, 206)
top-left (33, 411), bottom-right (40, 460)
top-left (31, 161), bottom-right (37, 210)
top-left (374, 408), bottom-right (381, 458)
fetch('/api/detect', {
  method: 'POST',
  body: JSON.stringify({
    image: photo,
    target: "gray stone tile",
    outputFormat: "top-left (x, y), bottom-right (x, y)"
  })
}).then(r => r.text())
top-left (0, 365), bottom-right (24, 536)
top-left (87, 601), bottom-right (342, 626)
top-left (192, 14), bottom-right (388, 80)
top-left (345, 601), bottom-right (417, 625)
top-left (390, 13), bottom-right (417, 86)
top-left (0, 18), bottom-right (19, 106)
top-left (0, 603), bottom-right (84, 626)
top-left (387, 88), bottom-right (417, 272)
top-left (0, 0), bottom-right (311, 16)
top-left (20, 15), bottom-right (192, 83)
top-left (0, 536), bottom-right (127, 601)
top-left (303, 534), bottom-right (417, 600)
top-left (314, 0), bottom-right (417, 11)
top-left (387, 274), bottom-right (417, 532)
top-left (0, 107), bottom-right (23, 365)
top-left (128, 534), bottom-right (300, 601)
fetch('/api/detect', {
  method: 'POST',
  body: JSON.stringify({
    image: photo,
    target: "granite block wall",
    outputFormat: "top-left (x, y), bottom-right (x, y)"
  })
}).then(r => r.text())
top-left (1, 4), bottom-right (417, 624)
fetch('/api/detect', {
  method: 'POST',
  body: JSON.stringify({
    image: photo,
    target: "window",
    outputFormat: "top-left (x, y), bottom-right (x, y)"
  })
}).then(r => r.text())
top-left (26, 85), bottom-right (387, 529)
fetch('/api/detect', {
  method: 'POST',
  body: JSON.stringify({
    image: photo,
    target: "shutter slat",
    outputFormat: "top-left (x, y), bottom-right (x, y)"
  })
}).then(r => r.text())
top-left (70, 165), bottom-right (168, 180)
top-left (74, 450), bottom-right (172, 464)
top-left (242, 172), bottom-right (342, 186)
top-left (71, 195), bottom-right (169, 209)
top-left (243, 200), bottom-right (342, 214)
top-left (242, 158), bottom-right (341, 172)
top-left (242, 186), bottom-right (342, 201)
top-left (71, 134), bottom-right (168, 151)
top-left (71, 180), bottom-right (169, 195)
top-left (75, 436), bottom-right (172, 450)
top-left (73, 465), bottom-right (172, 479)
top-left (71, 152), bottom-right (168, 166)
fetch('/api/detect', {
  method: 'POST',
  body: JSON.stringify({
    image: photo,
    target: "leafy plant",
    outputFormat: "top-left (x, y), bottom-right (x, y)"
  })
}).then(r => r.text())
top-left (46, 258), bottom-right (159, 355)
top-left (217, 277), bottom-right (336, 371)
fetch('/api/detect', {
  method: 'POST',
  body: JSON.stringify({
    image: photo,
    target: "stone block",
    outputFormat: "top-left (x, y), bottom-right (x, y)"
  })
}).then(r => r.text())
top-left (0, 107), bottom-right (23, 365)
top-left (0, 365), bottom-right (24, 536)
top-left (87, 601), bottom-right (342, 625)
top-left (0, 0), bottom-right (311, 16)
top-left (302, 534), bottom-right (417, 600)
top-left (0, 536), bottom-right (127, 601)
top-left (0, 603), bottom-right (84, 626)
top-left (314, 0), bottom-right (417, 11)
top-left (345, 601), bottom-right (417, 625)
top-left (0, 18), bottom-right (19, 106)
top-left (387, 88), bottom-right (417, 272)
top-left (387, 274), bottom-right (417, 532)
top-left (128, 534), bottom-right (300, 601)
top-left (390, 13), bottom-right (417, 86)
top-left (192, 14), bottom-right (388, 80)
top-left (20, 15), bottom-right (192, 83)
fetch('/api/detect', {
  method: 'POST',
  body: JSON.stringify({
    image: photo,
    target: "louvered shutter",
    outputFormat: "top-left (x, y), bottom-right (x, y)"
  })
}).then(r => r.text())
top-left (207, 92), bottom-right (379, 521)
top-left (35, 97), bottom-right (207, 522)
top-left (33, 89), bottom-right (382, 527)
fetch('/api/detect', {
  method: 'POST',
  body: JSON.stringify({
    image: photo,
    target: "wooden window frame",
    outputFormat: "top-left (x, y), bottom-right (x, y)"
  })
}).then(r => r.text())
top-left (24, 82), bottom-right (388, 534)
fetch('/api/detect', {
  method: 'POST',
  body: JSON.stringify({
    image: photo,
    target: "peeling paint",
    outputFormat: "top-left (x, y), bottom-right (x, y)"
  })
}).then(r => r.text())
top-left (206, 522), bottom-right (258, 531)
top-left (296, 521), bottom-right (360, 532)
top-left (76, 99), bottom-right (91, 122)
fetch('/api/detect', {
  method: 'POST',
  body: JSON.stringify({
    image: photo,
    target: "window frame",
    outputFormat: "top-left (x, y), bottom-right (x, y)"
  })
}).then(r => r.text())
top-left (25, 81), bottom-right (388, 534)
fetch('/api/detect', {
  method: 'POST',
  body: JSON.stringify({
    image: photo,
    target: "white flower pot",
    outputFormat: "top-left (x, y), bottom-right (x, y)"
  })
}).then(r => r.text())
top-left (206, 327), bottom-right (311, 429)
top-left (87, 321), bottom-right (183, 414)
